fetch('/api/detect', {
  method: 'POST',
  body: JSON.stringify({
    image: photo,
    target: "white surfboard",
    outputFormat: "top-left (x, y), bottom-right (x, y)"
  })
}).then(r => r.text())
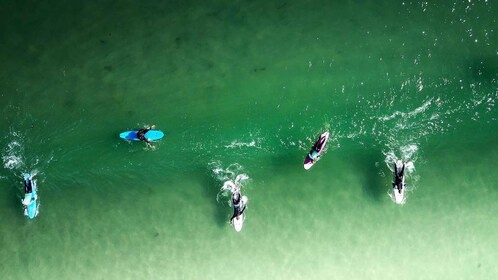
top-left (233, 196), bottom-right (248, 232)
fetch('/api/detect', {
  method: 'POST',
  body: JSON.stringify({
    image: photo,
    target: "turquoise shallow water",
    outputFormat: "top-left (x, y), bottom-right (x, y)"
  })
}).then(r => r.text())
top-left (1, 1), bottom-right (497, 279)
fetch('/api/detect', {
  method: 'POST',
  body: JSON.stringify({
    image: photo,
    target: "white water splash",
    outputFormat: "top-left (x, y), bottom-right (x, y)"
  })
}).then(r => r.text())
top-left (3, 154), bottom-right (23, 169)
top-left (210, 162), bottom-right (245, 182)
top-left (210, 161), bottom-right (250, 205)
top-left (225, 140), bottom-right (260, 149)
top-left (217, 173), bottom-right (249, 208)
top-left (384, 144), bottom-right (417, 170)
top-left (220, 174), bottom-right (249, 194)
top-left (417, 76), bottom-right (424, 92)
top-left (378, 98), bottom-right (433, 121)
top-left (2, 139), bottom-right (24, 170)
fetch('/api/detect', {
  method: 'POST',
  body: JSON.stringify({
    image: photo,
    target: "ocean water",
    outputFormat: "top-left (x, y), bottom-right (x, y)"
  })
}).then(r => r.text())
top-left (0, 0), bottom-right (497, 279)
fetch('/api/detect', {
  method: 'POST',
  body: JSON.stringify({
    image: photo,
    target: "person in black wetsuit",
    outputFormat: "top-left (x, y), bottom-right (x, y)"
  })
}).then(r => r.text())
top-left (230, 190), bottom-right (246, 224)
top-left (137, 125), bottom-right (156, 145)
top-left (24, 176), bottom-right (32, 194)
top-left (393, 162), bottom-right (405, 192)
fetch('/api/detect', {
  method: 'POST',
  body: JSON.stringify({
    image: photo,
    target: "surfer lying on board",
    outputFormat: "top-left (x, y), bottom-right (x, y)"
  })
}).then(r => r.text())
top-left (230, 190), bottom-right (246, 224)
top-left (393, 162), bottom-right (405, 192)
top-left (22, 173), bottom-right (34, 211)
top-left (23, 174), bottom-right (32, 194)
top-left (137, 125), bottom-right (156, 145)
top-left (308, 135), bottom-right (327, 162)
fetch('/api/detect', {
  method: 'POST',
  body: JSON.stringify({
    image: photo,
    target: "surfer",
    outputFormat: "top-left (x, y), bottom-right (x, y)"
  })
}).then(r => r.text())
top-left (23, 174), bottom-right (32, 194)
top-left (309, 137), bottom-right (325, 162)
top-left (137, 125), bottom-right (156, 145)
top-left (393, 162), bottom-right (405, 193)
top-left (304, 131), bottom-right (330, 170)
top-left (230, 190), bottom-right (246, 224)
top-left (22, 173), bottom-right (35, 214)
top-left (309, 149), bottom-right (320, 162)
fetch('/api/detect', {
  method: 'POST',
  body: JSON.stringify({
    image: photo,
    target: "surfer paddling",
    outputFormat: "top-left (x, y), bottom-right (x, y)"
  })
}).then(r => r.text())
top-left (22, 173), bottom-right (33, 212)
top-left (392, 160), bottom-right (407, 204)
top-left (304, 131), bottom-right (329, 170)
top-left (230, 189), bottom-right (247, 225)
top-left (393, 161), bottom-right (405, 194)
top-left (137, 125), bottom-right (156, 147)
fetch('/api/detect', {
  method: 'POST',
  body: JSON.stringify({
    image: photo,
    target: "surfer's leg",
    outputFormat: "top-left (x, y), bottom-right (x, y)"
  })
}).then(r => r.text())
top-left (239, 205), bottom-right (246, 215)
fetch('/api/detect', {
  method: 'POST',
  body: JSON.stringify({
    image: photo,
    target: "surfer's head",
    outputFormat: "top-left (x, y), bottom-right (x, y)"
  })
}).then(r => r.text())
top-left (232, 192), bottom-right (240, 203)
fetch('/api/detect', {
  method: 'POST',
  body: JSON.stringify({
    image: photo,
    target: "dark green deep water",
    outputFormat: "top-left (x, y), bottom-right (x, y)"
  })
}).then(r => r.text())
top-left (0, 1), bottom-right (497, 279)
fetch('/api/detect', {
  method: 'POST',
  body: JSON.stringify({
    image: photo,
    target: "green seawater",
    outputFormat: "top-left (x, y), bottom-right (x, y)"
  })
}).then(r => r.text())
top-left (1, 1), bottom-right (497, 279)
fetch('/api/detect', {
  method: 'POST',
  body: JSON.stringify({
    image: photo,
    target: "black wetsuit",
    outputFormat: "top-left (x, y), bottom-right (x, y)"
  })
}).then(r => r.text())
top-left (309, 136), bottom-right (326, 161)
top-left (231, 193), bottom-right (246, 221)
top-left (137, 128), bottom-right (151, 142)
top-left (393, 163), bottom-right (405, 191)
top-left (24, 179), bottom-right (32, 194)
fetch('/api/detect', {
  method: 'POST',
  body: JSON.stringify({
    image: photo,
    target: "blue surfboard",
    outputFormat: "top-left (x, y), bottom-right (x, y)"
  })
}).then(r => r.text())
top-left (119, 130), bottom-right (165, 141)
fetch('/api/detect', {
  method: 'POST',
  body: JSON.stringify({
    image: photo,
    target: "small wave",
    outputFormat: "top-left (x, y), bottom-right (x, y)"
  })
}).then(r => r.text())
top-left (378, 98), bottom-right (434, 121)
top-left (225, 140), bottom-right (257, 149)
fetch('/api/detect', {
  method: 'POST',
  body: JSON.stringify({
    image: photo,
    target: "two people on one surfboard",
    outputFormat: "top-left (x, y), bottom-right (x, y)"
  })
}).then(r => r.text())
top-left (137, 125), bottom-right (156, 146)
top-left (230, 188), bottom-right (246, 224)
top-left (393, 161), bottom-right (406, 194)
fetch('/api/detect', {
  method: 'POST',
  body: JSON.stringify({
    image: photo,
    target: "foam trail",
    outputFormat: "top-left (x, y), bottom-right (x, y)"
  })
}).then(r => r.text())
top-left (218, 175), bottom-right (249, 204)
top-left (3, 154), bottom-right (23, 170)
top-left (2, 137), bottom-right (24, 170)
top-left (234, 174), bottom-right (249, 185)
top-left (225, 140), bottom-right (257, 149)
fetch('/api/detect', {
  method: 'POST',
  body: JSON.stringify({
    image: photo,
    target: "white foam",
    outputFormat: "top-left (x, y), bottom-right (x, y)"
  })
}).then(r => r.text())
top-left (2, 134), bottom-right (25, 170)
top-left (225, 140), bottom-right (257, 149)
top-left (217, 175), bottom-right (249, 206)
top-left (378, 98), bottom-right (434, 122)
top-left (417, 77), bottom-right (424, 92)
top-left (209, 161), bottom-right (245, 182)
top-left (234, 174), bottom-right (249, 184)
top-left (3, 155), bottom-right (22, 169)
top-left (400, 144), bottom-right (419, 161)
